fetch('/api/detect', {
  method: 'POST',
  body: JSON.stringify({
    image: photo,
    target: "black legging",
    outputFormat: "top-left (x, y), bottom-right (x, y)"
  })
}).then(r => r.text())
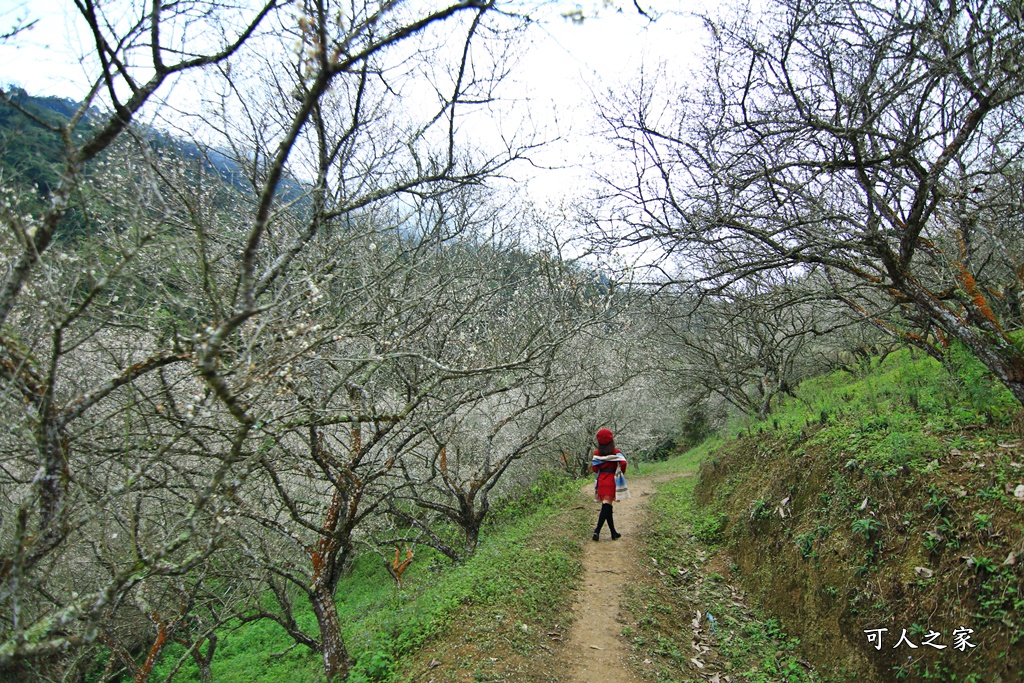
top-left (594, 502), bottom-right (617, 536)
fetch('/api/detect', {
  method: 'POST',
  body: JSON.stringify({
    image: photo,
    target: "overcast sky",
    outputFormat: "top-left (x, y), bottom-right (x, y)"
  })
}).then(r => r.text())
top-left (0, 0), bottom-right (719, 199)
top-left (512, 2), bottom-right (713, 199)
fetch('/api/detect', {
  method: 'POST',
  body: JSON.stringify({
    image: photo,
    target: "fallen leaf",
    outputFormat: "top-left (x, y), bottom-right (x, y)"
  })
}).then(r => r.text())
top-left (709, 674), bottom-right (722, 683)
top-left (589, 645), bottom-right (604, 650)
top-left (1004, 552), bottom-right (1018, 566)
top-left (950, 448), bottom-right (962, 456)
top-left (429, 660), bottom-right (441, 669)
top-left (914, 566), bottom-right (934, 578)
top-left (780, 496), bottom-right (790, 507)
top-left (859, 497), bottom-right (869, 510)
top-left (643, 659), bottom-right (652, 664)
top-left (690, 657), bottom-right (705, 669)
top-left (1014, 484), bottom-right (1024, 499)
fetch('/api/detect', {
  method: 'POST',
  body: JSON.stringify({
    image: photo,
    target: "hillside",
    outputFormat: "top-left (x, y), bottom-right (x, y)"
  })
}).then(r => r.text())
top-left (680, 349), bottom-right (1024, 682)
top-left (0, 88), bottom-right (304, 210)
top-left (0, 89), bottom-right (76, 196)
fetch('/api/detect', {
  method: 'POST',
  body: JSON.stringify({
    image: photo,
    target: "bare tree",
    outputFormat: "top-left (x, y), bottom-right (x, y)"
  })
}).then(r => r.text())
top-left (389, 340), bottom-right (629, 559)
top-left (653, 279), bottom-right (860, 419)
top-left (211, 183), bottom-right (621, 672)
top-left (601, 0), bottom-right (1024, 403)
top-left (0, 0), bottom-right (532, 679)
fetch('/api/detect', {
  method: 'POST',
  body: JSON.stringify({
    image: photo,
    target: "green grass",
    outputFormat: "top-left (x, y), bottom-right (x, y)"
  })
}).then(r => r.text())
top-left (763, 347), bottom-right (1018, 439)
top-left (656, 345), bottom-right (1024, 682)
top-left (150, 471), bottom-right (589, 683)
top-left (623, 474), bottom-right (831, 682)
top-left (635, 436), bottom-right (722, 477)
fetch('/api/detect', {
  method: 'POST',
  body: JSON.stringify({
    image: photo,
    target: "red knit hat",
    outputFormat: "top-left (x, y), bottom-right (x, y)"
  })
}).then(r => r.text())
top-left (596, 428), bottom-right (614, 445)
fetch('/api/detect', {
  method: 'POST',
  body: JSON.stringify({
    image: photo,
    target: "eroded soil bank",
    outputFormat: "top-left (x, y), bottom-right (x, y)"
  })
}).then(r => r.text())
top-left (695, 429), bottom-right (1023, 682)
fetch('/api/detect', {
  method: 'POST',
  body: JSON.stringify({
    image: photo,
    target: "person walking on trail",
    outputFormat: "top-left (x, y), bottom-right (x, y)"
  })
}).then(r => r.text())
top-left (591, 428), bottom-right (629, 541)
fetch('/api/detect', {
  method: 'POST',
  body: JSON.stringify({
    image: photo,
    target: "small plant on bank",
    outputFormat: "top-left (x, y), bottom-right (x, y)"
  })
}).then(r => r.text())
top-left (851, 518), bottom-right (882, 540)
top-left (795, 532), bottom-right (816, 559)
top-left (750, 498), bottom-right (772, 521)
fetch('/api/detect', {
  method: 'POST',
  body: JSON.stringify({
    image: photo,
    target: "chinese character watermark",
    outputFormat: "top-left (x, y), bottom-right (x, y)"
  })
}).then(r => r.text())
top-left (893, 629), bottom-right (919, 649)
top-left (864, 628), bottom-right (975, 652)
top-left (951, 628), bottom-right (976, 652)
top-left (864, 628), bottom-right (887, 651)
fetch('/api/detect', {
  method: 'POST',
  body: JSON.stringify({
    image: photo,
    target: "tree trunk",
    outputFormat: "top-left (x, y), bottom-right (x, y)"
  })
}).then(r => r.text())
top-left (134, 620), bottom-right (169, 683)
top-left (461, 503), bottom-right (486, 557)
top-left (905, 282), bottom-right (1024, 407)
top-left (309, 587), bottom-right (351, 682)
top-left (191, 634), bottom-right (216, 683)
top-left (757, 379), bottom-right (775, 420)
top-left (463, 523), bottom-right (480, 556)
top-left (38, 423), bottom-right (69, 534)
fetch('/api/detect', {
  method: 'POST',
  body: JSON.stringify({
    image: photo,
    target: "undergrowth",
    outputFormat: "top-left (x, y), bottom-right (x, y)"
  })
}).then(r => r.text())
top-left (678, 347), bottom-right (1024, 682)
top-left (150, 471), bottom-right (589, 683)
top-left (735, 346), bottom-right (1020, 446)
top-left (624, 474), bottom-right (831, 682)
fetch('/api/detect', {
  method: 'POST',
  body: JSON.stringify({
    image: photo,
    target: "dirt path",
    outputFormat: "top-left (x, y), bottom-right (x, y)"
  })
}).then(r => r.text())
top-left (562, 472), bottom-right (691, 683)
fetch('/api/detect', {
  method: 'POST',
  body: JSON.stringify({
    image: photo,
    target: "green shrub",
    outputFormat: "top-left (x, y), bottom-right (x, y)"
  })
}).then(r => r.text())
top-left (943, 341), bottom-right (1019, 423)
top-left (692, 512), bottom-right (728, 544)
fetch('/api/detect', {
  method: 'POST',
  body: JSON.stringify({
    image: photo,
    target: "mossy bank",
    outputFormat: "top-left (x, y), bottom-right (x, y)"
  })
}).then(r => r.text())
top-left (690, 351), bottom-right (1024, 682)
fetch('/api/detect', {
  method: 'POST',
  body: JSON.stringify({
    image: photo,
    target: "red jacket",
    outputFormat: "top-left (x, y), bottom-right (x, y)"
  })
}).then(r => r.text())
top-left (592, 451), bottom-right (626, 501)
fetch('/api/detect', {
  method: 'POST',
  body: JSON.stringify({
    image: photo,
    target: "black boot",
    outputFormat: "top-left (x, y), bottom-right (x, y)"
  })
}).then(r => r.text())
top-left (593, 503), bottom-right (611, 541)
top-left (608, 506), bottom-right (621, 540)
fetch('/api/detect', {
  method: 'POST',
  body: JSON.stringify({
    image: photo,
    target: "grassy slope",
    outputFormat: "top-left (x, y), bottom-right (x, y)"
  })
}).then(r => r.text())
top-left (150, 473), bottom-right (591, 683)
top-left (667, 349), bottom-right (1024, 682)
top-left (396, 495), bottom-right (592, 683)
top-left (621, 446), bottom-right (831, 683)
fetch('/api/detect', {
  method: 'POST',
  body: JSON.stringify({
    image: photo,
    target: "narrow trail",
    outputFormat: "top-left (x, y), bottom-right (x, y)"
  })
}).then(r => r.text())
top-left (562, 472), bottom-right (693, 683)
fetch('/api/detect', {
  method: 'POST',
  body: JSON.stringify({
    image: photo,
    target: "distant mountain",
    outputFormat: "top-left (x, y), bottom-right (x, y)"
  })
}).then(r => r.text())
top-left (0, 88), bottom-right (306, 206)
top-left (4, 89), bottom-right (84, 120)
top-left (0, 88), bottom-right (75, 196)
